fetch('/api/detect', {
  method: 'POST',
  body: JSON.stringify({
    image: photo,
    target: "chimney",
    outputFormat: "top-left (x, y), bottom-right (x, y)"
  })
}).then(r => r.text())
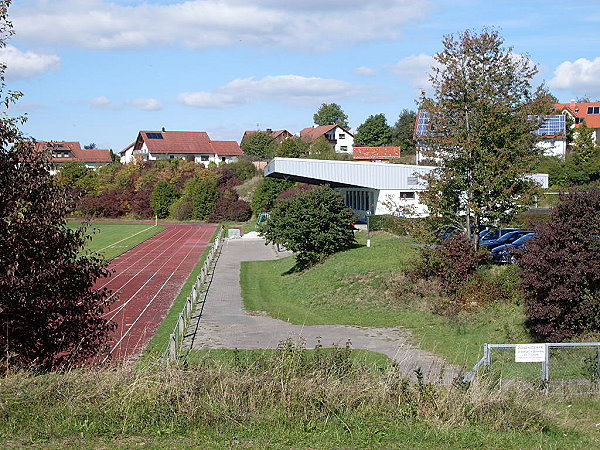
top-left (266, 128), bottom-right (272, 133)
top-left (162, 127), bottom-right (166, 132)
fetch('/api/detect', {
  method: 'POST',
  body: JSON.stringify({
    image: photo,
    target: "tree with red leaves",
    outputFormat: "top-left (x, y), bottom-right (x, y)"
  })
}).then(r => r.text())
top-left (519, 188), bottom-right (600, 341)
top-left (0, 2), bottom-right (115, 371)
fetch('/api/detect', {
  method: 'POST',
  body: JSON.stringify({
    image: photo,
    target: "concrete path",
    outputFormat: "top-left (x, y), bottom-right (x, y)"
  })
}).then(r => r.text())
top-left (185, 236), bottom-right (460, 384)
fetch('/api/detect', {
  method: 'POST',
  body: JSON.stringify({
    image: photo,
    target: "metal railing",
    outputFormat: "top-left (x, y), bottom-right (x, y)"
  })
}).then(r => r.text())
top-left (464, 342), bottom-right (600, 393)
top-left (163, 226), bottom-right (224, 362)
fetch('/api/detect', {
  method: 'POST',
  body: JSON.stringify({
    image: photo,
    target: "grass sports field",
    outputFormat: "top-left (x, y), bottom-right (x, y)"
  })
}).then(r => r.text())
top-left (68, 221), bottom-right (166, 260)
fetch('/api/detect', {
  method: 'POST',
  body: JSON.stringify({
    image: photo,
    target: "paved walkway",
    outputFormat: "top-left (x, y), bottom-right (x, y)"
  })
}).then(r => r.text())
top-left (186, 236), bottom-right (460, 383)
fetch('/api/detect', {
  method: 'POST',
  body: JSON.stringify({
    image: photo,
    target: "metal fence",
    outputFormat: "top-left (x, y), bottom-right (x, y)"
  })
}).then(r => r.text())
top-left (464, 342), bottom-right (600, 393)
top-left (163, 226), bottom-right (224, 362)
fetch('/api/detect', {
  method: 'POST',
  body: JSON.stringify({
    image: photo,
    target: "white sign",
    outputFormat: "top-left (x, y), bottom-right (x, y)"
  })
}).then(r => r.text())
top-left (515, 344), bottom-right (546, 362)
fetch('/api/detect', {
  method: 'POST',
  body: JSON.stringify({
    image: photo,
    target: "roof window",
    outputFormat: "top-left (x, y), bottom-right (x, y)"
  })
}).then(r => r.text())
top-left (587, 106), bottom-right (600, 114)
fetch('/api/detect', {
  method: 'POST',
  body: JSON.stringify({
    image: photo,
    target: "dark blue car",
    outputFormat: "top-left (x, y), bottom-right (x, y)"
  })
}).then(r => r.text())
top-left (479, 229), bottom-right (534, 249)
top-left (491, 233), bottom-right (537, 264)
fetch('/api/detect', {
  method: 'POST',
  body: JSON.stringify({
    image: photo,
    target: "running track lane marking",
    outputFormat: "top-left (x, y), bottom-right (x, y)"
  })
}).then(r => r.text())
top-left (100, 224), bottom-right (214, 362)
top-left (96, 224), bottom-right (159, 255)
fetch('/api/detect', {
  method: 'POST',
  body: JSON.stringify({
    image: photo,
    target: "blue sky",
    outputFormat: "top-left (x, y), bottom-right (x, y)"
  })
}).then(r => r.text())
top-left (4, 0), bottom-right (600, 151)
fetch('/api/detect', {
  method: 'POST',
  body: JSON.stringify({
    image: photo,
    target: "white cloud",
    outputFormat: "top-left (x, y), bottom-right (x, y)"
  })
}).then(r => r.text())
top-left (386, 53), bottom-right (438, 90)
top-left (13, 0), bottom-right (429, 50)
top-left (129, 97), bottom-right (162, 111)
top-left (178, 74), bottom-right (368, 108)
top-left (90, 96), bottom-right (114, 108)
top-left (0, 45), bottom-right (60, 80)
top-left (548, 57), bottom-right (600, 97)
top-left (354, 66), bottom-right (377, 77)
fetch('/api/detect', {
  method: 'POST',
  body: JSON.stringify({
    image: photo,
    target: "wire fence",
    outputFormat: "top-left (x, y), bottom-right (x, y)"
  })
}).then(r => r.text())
top-left (163, 226), bottom-right (224, 362)
top-left (464, 342), bottom-right (600, 394)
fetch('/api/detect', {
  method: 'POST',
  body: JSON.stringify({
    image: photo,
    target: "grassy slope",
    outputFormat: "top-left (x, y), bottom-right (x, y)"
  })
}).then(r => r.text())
top-left (241, 231), bottom-right (531, 368)
top-left (69, 221), bottom-right (165, 260)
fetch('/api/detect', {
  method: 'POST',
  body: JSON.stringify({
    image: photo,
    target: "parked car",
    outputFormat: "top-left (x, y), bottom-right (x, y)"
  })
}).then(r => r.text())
top-left (480, 227), bottom-right (521, 242)
top-left (491, 232), bottom-right (537, 264)
top-left (479, 229), bottom-right (534, 249)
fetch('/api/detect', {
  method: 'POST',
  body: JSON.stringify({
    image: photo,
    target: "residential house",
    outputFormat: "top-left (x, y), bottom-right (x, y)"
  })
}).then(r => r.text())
top-left (120, 130), bottom-right (243, 166)
top-left (241, 129), bottom-right (293, 144)
top-left (554, 100), bottom-right (600, 146)
top-left (35, 141), bottom-right (112, 174)
top-left (265, 158), bottom-right (548, 220)
top-left (299, 124), bottom-right (354, 154)
top-left (413, 110), bottom-right (567, 162)
top-left (353, 146), bottom-right (402, 163)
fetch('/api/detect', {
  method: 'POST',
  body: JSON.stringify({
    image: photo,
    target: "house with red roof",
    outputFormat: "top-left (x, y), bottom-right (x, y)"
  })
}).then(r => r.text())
top-left (299, 124), bottom-right (354, 154)
top-left (120, 130), bottom-right (243, 166)
top-left (35, 141), bottom-right (112, 173)
top-left (241, 128), bottom-right (293, 144)
top-left (554, 100), bottom-right (600, 146)
top-left (353, 146), bottom-right (402, 162)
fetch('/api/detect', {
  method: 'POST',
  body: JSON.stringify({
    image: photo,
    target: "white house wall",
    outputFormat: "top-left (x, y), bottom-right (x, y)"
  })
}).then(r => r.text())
top-left (332, 127), bottom-right (354, 154)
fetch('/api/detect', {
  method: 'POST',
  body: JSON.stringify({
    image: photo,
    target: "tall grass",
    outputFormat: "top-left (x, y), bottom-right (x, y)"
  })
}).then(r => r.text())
top-left (1, 341), bottom-right (596, 447)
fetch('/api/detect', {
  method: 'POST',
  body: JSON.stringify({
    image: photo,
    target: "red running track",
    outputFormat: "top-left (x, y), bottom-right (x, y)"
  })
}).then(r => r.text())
top-left (96, 223), bottom-right (217, 362)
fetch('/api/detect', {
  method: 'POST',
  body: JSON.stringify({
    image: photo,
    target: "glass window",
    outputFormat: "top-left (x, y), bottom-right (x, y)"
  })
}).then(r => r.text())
top-left (200, 155), bottom-right (209, 161)
top-left (339, 133), bottom-right (345, 139)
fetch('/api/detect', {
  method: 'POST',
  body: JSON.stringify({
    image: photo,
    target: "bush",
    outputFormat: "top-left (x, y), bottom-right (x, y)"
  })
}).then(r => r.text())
top-left (368, 214), bottom-right (419, 236)
top-left (411, 234), bottom-right (490, 295)
top-left (150, 181), bottom-right (179, 219)
top-left (170, 197), bottom-right (194, 221)
top-left (178, 174), bottom-right (219, 220)
top-left (519, 187), bottom-right (600, 341)
top-left (260, 185), bottom-right (357, 269)
top-left (251, 177), bottom-right (295, 215)
top-left (227, 159), bottom-right (258, 180)
top-left (208, 197), bottom-right (252, 222)
top-left (79, 190), bottom-right (129, 218)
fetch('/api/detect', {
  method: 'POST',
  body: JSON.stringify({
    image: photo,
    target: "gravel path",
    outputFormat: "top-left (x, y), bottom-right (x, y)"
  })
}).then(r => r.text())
top-left (185, 236), bottom-right (460, 384)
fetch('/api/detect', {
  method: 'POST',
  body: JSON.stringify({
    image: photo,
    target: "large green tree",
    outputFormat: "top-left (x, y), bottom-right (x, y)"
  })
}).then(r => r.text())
top-left (420, 28), bottom-right (545, 248)
top-left (307, 136), bottom-right (337, 160)
top-left (241, 132), bottom-right (276, 159)
top-left (354, 113), bottom-right (392, 147)
top-left (391, 109), bottom-right (417, 154)
top-left (313, 103), bottom-right (349, 128)
top-left (276, 137), bottom-right (308, 158)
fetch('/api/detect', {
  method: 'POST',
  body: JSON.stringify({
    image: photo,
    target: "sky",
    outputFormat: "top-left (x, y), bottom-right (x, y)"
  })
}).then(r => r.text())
top-left (3, 0), bottom-right (600, 151)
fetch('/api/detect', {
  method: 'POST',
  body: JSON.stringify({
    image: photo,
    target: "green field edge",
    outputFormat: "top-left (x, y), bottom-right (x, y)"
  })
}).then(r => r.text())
top-left (141, 225), bottom-right (220, 359)
top-left (99, 225), bottom-right (166, 261)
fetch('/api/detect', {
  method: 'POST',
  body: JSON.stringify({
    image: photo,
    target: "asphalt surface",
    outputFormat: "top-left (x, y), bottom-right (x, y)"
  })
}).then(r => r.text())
top-left (186, 235), bottom-right (460, 383)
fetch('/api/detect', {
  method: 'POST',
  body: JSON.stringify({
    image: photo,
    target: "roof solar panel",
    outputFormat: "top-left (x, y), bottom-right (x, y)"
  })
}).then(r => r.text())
top-left (146, 132), bottom-right (163, 139)
top-left (532, 115), bottom-right (565, 136)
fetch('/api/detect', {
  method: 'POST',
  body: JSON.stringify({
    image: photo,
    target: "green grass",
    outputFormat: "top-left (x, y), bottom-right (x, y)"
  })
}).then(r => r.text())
top-left (69, 221), bottom-right (166, 260)
top-left (142, 226), bottom-right (221, 358)
top-left (241, 231), bottom-right (532, 369)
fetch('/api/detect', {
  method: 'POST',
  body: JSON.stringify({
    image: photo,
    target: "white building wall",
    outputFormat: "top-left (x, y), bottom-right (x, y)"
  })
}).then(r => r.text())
top-left (332, 127), bottom-right (354, 154)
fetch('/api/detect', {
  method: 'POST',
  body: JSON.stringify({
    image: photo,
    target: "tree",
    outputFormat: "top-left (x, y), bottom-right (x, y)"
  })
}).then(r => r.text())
top-left (420, 28), bottom-right (543, 248)
top-left (354, 113), bottom-right (392, 147)
top-left (0, 2), bottom-right (115, 371)
top-left (150, 181), bottom-right (179, 219)
top-left (307, 136), bottom-right (337, 160)
top-left (56, 161), bottom-right (89, 186)
top-left (276, 137), bottom-right (308, 158)
top-left (571, 122), bottom-right (597, 163)
top-left (260, 185), bottom-right (356, 269)
top-left (241, 132), bottom-right (276, 159)
top-left (251, 177), bottom-right (295, 215)
top-left (519, 188), bottom-right (600, 341)
top-left (174, 174), bottom-right (219, 220)
top-left (84, 143), bottom-right (97, 149)
top-left (391, 109), bottom-right (417, 154)
top-left (313, 103), bottom-right (349, 128)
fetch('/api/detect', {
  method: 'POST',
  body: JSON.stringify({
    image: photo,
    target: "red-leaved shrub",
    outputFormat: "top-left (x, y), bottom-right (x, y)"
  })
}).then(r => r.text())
top-left (519, 187), bottom-right (600, 341)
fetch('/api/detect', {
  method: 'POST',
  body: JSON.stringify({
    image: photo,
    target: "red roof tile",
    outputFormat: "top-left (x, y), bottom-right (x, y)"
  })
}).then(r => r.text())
top-left (138, 131), bottom-right (243, 156)
top-left (353, 146), bottom-right (402, 159)
top-left (36, 141), bottom-right (112, 163)
top-left (210, 140), bottom-right (243, 156)
top-left (299, 124), bottom-right (339, 142)
top-left (554, 102), bottom-right (600, 129)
